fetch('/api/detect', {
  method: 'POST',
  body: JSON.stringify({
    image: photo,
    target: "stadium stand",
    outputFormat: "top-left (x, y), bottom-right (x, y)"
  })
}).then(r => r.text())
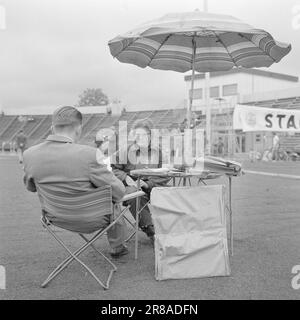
top-left (0, 105), bottom-right (299, 154)
top-left (10, 116), bottom-right (45, 142)
top-left (280, 134), bottom-right (300, 153)
top-left (0, 116), bottom-right (17, 137)
top-left (80, 114), bottom-right (108, 144)
top-left (246, 96), bottom-right (300, 110)
top-left (0, 116), bottom-right (24, 142)
top-left (29, 115), bottom-right (52, 145)
top-left (80, 114), bottom-right (104, 138)
top-left (0, 110), bottom-right (188, 149)
top-left (148, 110), bottom-right (171, 128)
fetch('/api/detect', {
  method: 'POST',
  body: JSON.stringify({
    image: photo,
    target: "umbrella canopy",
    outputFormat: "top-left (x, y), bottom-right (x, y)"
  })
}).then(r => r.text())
top-left (108, 11), bottom-right (291, 73)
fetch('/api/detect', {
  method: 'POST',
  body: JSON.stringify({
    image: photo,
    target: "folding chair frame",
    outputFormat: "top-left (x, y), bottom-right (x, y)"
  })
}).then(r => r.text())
top-left (111, 190), bottom-right (147, 260)
top-left (123, 200), bottom-right (150, 260)
top-left (40, 204), bottom-right (131, 290)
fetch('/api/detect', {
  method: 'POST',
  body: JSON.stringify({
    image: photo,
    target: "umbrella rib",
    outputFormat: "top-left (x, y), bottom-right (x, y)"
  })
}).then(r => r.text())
top-left (211, 31), bottom-right (239, 68)
top-left (146, 34), bottom-right (173, 67)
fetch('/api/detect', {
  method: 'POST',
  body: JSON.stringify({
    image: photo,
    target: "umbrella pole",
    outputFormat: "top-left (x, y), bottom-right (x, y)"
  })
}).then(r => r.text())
top-left (187, 34), bottom-right (197, 129)
top-left (205, 72), bottom-right (211, 155)
top-left (203, 0), bottom-right (211, 155)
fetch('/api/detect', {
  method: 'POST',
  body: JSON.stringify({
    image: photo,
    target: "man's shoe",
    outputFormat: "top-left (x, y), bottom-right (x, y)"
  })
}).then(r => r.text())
top-left (110, 244), bottom-right (129, 258)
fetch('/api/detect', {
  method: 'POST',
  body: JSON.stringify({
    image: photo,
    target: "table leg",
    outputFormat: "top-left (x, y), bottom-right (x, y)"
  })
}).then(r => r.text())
top-left (178, 177), bottom-right (182, 186)
top-left (228, 176), bottom-right (233, 256)
top-left (135, 177), bottom-right (141, 260)
top-left (198, 178), bottom-right (207, 186)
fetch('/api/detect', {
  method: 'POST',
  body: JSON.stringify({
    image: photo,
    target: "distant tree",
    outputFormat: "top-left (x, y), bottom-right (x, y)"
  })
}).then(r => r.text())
top-left (77, 88), bottom-right (109, 107)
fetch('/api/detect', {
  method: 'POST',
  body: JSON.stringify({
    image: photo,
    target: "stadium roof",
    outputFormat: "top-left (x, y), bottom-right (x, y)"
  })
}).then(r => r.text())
top-left (240, 86), bottom-right (300, 105)
top-left (184, 68), bottom-right (299, 83)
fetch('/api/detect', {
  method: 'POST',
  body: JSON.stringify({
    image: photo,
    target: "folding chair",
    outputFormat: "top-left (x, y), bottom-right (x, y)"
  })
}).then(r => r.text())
top-left (36, 184), bottom-right (144, 290)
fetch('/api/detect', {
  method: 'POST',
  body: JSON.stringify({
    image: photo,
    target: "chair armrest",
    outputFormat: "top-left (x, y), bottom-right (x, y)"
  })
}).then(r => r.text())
top-left (117, 191), bottom-right (145, 203)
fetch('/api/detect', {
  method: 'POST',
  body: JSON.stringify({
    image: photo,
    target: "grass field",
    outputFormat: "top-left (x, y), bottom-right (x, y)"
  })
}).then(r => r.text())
top-left (0, 154), bottom-right (300, 300)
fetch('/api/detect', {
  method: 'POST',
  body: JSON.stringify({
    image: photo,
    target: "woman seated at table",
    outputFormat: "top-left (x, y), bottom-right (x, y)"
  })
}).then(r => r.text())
top-left (112, 120), bottom-right (171, 242)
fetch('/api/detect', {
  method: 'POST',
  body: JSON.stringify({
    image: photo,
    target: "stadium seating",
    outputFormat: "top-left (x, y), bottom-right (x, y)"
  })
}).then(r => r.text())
top-left (80, 114), bottom-right (108, 144)
top-left (0, 116), bottom-right (17, 138)
top-left (0, 100), bottom-right (299, 152)
top-left (0, 110), bottom-right (189, 148)
top-left (29, 115), bottom-right (52, 145)
top-left (0, 117), bottom-right (24, 142)
top-left (246, 96), bottom-right (300, 110)
top-left (280, 134), bottom-right (300, 153)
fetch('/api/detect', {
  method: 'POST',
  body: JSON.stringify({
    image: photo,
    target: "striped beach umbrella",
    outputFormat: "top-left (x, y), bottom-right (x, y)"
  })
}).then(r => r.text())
top-left (108, 10), bottom-right (291, 124)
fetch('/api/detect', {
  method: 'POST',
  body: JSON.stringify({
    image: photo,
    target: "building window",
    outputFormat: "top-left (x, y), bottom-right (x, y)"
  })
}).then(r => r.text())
top-left (223, 84), bottom-right (238, 96)
top-left (210, 86), bottom-right (220, 98)
top-left (189, 88), bottom-right (203, 100)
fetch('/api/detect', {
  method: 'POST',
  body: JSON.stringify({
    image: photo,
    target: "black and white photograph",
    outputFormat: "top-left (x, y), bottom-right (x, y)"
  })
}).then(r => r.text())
top-left (0, 0), bottom-right (300, 304)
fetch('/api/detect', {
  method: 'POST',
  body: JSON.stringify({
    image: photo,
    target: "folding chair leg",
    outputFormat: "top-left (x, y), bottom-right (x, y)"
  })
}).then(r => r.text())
top-left (41, 223), bottom-right (112, 290)
top-left (79, 234), bottom-right (117, 271)
top-left (40, 208), bottom-right (127, 290)
top-left (124, 215), bottom-right (136, 243)
top-left (122, 202), bottom-right (150, 259)
top-left (125, 232), bottom-right (135, 243)
top-left (79, 234), bottom-right (117, 289)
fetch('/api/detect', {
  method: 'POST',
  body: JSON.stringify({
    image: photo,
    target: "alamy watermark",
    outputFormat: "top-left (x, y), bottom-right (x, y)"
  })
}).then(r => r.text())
top-left (292, 4), bottom-right (300, 30)
top-left (0, 265), bottom-right (5, 290)
top-left (291, 265), bottom-right (300, 290)
top-left (96, 121), bottom-right (205, 170)
top-left (0, 4), bottom-right (6, 30)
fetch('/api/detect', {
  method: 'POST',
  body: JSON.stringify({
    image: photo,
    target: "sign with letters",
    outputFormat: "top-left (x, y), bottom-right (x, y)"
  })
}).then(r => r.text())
top-left (233, 104), bottom-right (300, 132)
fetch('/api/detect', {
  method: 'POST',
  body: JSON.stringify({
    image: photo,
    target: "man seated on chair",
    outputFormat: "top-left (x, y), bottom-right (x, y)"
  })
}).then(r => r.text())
top-left (23, 106), bottom-right (129, 258)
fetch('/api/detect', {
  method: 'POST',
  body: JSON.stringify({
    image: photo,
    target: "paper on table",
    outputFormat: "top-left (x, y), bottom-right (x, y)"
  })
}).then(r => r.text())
top-left (144, 168), bottom-right (170, 173)
top-left (204, 157), bottom-right (242, 174)
top-left (130, 168), bottom-right (170, 176)
top-left (206, 156), bottom-right (241, 168)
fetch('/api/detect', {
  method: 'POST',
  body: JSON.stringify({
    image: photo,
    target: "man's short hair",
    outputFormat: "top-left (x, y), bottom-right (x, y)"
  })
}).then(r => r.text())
top-left (52, 106), bottom-right (82, 129)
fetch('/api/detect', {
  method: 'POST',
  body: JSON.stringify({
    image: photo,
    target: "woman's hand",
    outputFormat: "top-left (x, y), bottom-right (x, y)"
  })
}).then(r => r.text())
top-left (125, 175), bottom-right (137, 187)
top-left (139, 179), bottom-right (149, 190)
top-left (126, 176), bottom-right (148, 190)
